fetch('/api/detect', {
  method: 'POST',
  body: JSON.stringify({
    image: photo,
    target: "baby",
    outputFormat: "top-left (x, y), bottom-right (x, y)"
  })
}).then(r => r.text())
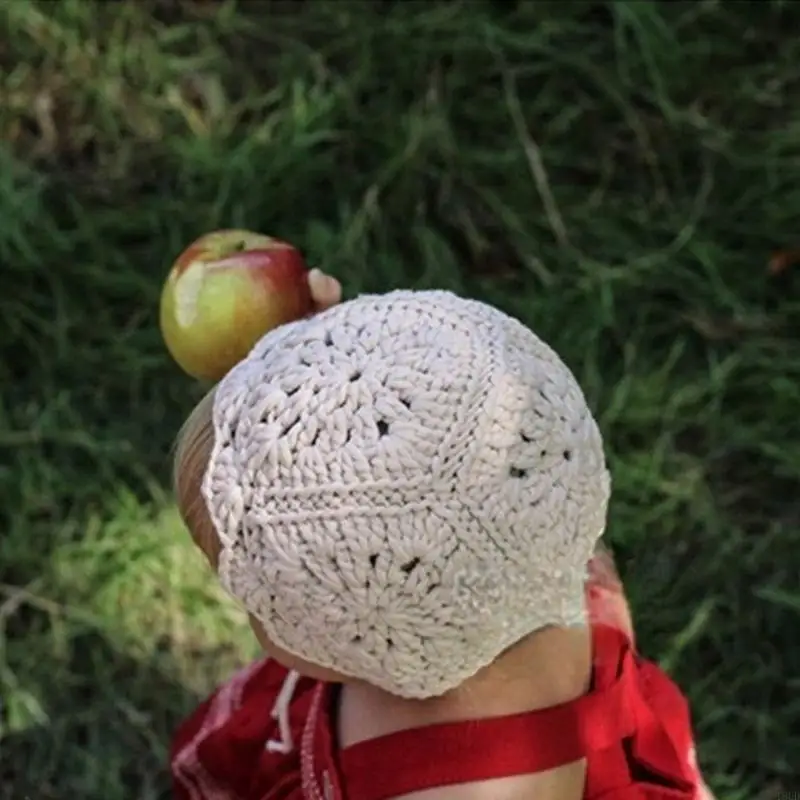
top-left (170, 271), bottom-right (716, 800)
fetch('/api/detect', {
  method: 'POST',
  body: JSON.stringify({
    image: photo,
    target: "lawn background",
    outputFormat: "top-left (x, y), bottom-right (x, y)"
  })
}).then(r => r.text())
top-left (1, 1), bottom-right (798, 798)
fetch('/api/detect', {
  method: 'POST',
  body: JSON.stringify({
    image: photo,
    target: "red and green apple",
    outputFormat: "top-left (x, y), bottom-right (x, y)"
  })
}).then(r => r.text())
top-left (160, 229), bottom-right (313, 381)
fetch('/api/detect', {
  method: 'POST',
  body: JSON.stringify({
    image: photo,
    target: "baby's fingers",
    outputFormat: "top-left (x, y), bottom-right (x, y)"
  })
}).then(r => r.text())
top-left (308, 268), bottom-right (342, 312)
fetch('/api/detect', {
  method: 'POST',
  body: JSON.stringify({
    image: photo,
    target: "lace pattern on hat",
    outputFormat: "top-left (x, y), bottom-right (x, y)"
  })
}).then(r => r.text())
top-left (203, 291), bottom-right (610, 698)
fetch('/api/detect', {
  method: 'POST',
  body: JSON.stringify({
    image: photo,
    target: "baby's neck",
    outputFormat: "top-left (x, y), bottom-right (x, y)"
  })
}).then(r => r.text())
top-left (337, 626), bottom-right (592, 800)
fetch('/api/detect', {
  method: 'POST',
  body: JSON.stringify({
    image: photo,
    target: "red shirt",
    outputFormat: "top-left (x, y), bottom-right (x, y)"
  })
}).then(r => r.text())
top-left (171, 552), bottom-right (716, 800)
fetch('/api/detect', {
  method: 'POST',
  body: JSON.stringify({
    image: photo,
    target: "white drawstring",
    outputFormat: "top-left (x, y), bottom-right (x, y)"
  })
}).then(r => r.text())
top-left (266, 669), bottom-right (301, 754)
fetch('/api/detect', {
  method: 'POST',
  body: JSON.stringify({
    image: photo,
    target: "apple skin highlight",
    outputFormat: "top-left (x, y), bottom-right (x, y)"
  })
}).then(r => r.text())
top-left (160, 230), bottom-right (313, 381)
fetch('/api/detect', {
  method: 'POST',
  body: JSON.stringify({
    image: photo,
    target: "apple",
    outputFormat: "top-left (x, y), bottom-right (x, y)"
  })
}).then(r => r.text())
top-left (160, 229), bottom-right (313, 381)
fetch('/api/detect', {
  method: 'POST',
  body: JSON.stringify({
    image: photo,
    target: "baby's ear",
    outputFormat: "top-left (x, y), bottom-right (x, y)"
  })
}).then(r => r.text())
top-left (308, 268), bottom-right (342, 312)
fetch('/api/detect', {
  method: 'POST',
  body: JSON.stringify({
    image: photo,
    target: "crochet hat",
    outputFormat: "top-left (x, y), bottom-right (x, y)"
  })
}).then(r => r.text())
top-left (203, 290), bottom-right (610, 699)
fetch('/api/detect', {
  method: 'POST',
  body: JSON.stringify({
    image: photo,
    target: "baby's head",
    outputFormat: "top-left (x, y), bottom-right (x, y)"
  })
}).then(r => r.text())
top-left (174, 290), bottom-right (610, 699)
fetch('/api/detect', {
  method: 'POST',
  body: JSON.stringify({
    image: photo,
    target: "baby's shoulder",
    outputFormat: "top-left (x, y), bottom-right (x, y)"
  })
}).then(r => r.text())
top-left (170, 657), bottom-right (320, 800)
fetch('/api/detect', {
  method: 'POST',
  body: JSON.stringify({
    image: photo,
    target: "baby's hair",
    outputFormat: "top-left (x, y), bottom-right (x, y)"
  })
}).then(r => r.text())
top-left (173, 389), bottom-right (222, 568)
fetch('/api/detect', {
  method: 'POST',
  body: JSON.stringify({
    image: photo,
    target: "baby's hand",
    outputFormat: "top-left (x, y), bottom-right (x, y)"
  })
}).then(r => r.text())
top-left (308, 268), bottom-right (342, 313)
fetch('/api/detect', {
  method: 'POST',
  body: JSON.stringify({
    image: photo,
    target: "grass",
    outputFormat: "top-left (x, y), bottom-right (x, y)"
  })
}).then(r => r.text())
top-left (0, 0), bottom-right (798, 797)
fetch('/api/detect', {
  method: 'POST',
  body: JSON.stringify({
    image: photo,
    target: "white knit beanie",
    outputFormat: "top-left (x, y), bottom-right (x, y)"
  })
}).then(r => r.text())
top-left (203, 290), bottom-right (610, 699)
